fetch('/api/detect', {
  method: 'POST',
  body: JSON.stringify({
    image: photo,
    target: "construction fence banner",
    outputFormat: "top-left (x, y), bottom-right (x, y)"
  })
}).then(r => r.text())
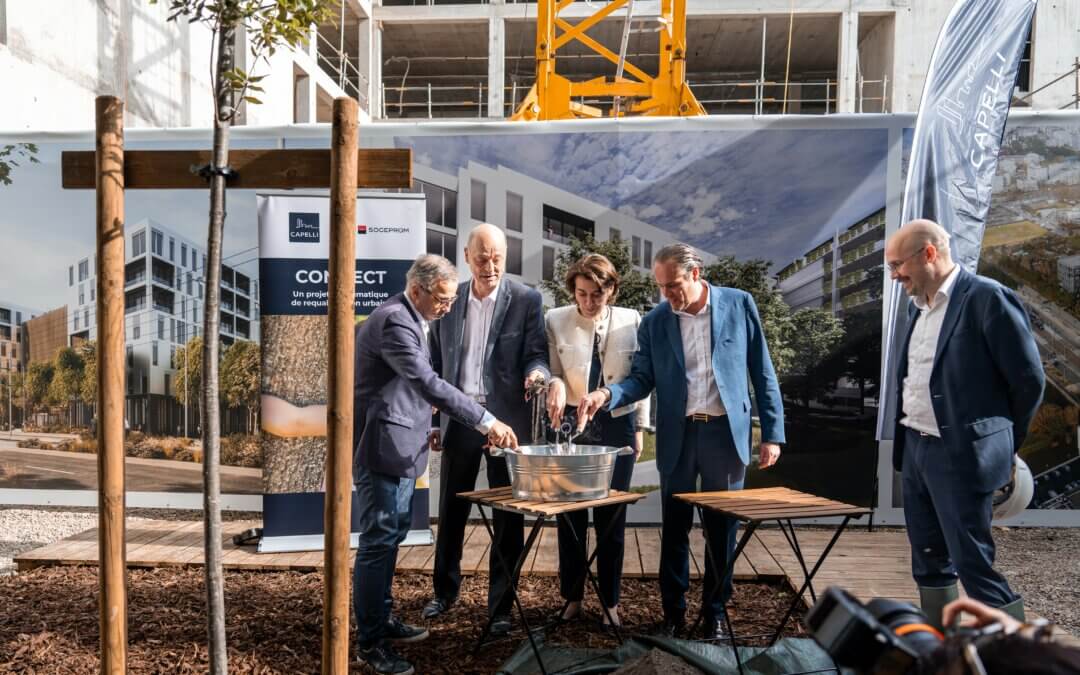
top-left (256, 192), bottom-right (430, 553)
top-left (0, 113), bottom-right (1077, 527)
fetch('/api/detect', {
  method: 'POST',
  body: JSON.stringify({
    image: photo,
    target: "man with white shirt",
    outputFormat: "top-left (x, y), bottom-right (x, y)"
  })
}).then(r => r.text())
top-left (424, 224), bottom-right (550, 637)
top-left (886, 219), bottom-right (1044, 629)
top-left (352, 254), bottom-right (518, 674)
top-left (578, 243), bottom-right (785, 638)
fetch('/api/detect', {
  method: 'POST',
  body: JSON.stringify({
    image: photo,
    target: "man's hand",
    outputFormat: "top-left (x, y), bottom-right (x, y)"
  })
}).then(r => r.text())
top-left (487, 420), bottom-right (519, 449)
top-left (546, 379), bottom-right (566, 427)
top-left (942, 597), bottom-right (1021, 633)
top-left (428, 430), bottom-right (443, 453)
top-left (524, 370), bottom-right (546, 400)
top-left (758, 442), bottom-right (781, 469)
top-left (577, 389), bottom-right (609, 432)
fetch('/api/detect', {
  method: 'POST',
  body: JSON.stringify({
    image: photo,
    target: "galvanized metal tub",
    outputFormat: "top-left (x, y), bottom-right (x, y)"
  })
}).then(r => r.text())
top-left (490, 444), bottom-right (635, 502)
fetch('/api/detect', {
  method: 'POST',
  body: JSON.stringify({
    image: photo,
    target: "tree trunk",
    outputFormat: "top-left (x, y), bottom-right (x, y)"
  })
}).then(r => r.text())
top-left (202, 9), bottom-right (237, 673)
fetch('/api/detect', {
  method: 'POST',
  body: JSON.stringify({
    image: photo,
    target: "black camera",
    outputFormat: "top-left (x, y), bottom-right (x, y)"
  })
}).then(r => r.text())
top-left (805, 587), bottom-right (944, 674)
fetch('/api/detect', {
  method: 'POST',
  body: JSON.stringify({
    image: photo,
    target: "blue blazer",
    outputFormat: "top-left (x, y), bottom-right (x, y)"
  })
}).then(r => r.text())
top-left (353, 293), bottom-right (486, 479)
top-left (431, 278), bottom-right (550, 441)
top-left (607, 284), bottom-right (785, 475)
top-left (892, 268), bottom-right (1045, 493)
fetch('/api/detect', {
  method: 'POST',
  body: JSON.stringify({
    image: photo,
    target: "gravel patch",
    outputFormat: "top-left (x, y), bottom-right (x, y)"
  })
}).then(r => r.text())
top-left (993, 527), bottom-right (1080, 635)
top-left (0, 506), bottom-right (260, 576)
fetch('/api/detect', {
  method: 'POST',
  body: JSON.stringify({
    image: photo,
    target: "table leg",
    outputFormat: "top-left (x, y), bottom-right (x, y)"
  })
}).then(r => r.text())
top-left (769, 515), bottom-right (853, 645)
top-left (473, 506), bottom-right (549, 675)
top-left (778, 518), bottom-right (817, 603)
top-left (694, 507), bottom-right (756, 675)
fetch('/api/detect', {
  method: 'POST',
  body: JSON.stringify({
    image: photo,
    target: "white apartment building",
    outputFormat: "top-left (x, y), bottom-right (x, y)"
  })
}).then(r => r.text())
top-left (66, 219), bottom-right (258, 432)
top-left (2, 1), bottom-right (1077, 130)
top-left (776, 207), bottom-right (886, 317)
top-left (416, 160), bottom-right (713, 300)
top-left (0, 300), bottom-right (40, 374)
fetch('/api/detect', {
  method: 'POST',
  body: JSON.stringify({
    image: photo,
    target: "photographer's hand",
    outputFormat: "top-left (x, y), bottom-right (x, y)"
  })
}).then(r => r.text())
top-left (942, 598), bottom-right (1022, 633)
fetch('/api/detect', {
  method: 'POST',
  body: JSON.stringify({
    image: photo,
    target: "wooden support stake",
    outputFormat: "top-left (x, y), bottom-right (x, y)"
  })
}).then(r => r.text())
top-left (323, 97), bottom-right (358, 675)
top-left (95, 95), bottom-right (127, 675)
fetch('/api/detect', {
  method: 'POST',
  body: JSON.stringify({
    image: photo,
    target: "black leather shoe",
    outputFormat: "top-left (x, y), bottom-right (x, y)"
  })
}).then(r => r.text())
top-left (703, 616), bottom-right (732, 641)
top-left (385, 616), bottom-right (430, 643)
top-left (658, 617), bottom-right (685, 638)
top-left (490, 614), bottom-right (512, 637)
top-left (421, 596), bottom-right (454, 620)
top-left (357, 641), bottom-right (415, 675)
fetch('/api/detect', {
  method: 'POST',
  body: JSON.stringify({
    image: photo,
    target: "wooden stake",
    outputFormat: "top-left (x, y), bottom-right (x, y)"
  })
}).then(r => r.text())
top-left (95, 95), bottom-right (127, 675)
top-left (323, 97), bottom-right (358, 674)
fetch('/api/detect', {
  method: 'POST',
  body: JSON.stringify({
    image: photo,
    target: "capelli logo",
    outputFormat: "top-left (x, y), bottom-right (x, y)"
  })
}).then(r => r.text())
top-left (289, 212), bottom-right (320, 243)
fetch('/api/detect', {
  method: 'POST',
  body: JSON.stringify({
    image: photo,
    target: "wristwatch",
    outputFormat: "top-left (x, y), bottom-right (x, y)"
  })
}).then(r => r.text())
top-left (599, 386), bottom-right (612, 404)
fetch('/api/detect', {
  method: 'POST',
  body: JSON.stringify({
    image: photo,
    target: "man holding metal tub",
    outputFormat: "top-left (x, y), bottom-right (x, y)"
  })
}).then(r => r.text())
top-left (352, 253), bottom-right (517, 675)
top-left (544, 253), bottom-right (650, 628)
top-left (578, 243), bottom-right (785, 639)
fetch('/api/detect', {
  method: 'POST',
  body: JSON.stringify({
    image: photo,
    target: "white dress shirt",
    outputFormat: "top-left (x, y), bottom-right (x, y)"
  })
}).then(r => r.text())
top-left (405, 291), bottom-right (494, 434)
top-left (900, 264), bottom-right (961, 437)
top-left (459, 280), bottom-right (501, 399)
top-left (673, 284), bottom-right (726, 417)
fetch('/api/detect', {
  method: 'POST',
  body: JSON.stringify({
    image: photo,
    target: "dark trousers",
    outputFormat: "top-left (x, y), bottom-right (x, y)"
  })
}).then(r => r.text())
top-left (433, 421), bottom-right (523, 617)
top-left (556, 408), bottom-right (636, 607)
top-left (659, 415), bottom-right (745, 623)
top-left (902, 428), bottom-right (1018, 607)
top-left (353, 464), bottom-right (415, 647)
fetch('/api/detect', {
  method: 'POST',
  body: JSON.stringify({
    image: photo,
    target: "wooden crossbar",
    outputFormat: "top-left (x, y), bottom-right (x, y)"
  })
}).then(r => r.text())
top-left (61, 148), bottom-right (412, 190)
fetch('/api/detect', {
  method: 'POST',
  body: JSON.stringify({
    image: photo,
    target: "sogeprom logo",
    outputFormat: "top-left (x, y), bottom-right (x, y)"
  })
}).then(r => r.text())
top-left (289, 212), bottom-right (320, 243)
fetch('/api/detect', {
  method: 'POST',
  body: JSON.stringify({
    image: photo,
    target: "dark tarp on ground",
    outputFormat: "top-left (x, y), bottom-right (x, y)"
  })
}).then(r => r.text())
top-left (497, 634), bottom-right (846, 675)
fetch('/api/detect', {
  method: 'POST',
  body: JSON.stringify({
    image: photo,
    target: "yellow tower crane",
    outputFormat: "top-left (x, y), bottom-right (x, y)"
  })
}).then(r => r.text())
top-left (511, 0), bottom-right (706, 120)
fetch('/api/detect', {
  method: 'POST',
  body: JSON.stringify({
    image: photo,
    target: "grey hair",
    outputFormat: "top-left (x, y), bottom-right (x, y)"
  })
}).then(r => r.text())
top-left (406, 254), bottom-right (457, 290)
top-left (653, 243), bottom-right (704, 275)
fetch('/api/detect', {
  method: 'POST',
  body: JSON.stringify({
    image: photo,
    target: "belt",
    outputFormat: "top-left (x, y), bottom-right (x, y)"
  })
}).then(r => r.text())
top-left (686, 413), bottom-right (725, 423)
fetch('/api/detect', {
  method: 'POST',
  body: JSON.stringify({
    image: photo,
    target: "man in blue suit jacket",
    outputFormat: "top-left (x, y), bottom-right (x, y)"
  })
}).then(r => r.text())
top-left (580, 243), bottom-right (785, 637)
top-left (353, 254), bottom-right (517, 675)
top-left (886, 219), bottom-right (1044, 628)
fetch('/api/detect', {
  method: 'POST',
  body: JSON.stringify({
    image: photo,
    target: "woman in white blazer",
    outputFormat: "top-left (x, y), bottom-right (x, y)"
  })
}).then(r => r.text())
top-left (545, 253), bottom-right (650, 627)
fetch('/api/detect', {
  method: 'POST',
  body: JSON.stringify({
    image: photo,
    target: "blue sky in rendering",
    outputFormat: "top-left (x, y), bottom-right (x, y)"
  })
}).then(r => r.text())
top-left (0, 140), bottom-right (266, 310)
top-left (397, 127), bottom-right (889, 267)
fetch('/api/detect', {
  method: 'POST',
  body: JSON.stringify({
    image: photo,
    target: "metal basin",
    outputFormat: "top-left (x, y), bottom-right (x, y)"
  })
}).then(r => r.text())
top-left (490, 444), bottom-right (634, 502)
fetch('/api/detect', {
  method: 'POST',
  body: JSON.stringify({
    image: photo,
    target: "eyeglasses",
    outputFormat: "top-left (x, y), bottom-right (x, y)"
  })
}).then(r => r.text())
top-left (422, 286), bottom-right (457, 308)
top-left (885, 246), bottom-right (926, 273)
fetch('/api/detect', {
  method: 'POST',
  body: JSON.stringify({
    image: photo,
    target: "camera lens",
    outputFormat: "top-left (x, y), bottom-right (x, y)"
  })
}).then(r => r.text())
top-left (866, 598), bottom-right (943, 659)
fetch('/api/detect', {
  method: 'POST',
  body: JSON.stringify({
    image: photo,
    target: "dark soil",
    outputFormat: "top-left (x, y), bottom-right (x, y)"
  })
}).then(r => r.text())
top-left (0, 567), bottom-right (805, 674)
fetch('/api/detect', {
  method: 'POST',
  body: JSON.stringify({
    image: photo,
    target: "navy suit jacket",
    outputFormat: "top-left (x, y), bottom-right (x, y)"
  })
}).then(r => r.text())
top-left (354, 293), bottom-right (486, 479)
top-left (607, 284), bottom-right (785, 475)
top-left (431, 278), bottom-right (550, 441)
top-left (892, 268), bottom-right (1045, 493)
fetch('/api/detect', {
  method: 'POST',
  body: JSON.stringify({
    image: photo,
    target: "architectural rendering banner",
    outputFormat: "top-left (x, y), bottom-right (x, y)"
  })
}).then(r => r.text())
top-left (880, 0), bottom-right (1038, 439)
top-left (256, 193), bottom-right (429, 553)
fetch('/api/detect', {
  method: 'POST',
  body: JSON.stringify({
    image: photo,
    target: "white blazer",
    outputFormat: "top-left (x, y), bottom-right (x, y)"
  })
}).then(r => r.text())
top-left (545, 304), bottom-right (650, 424)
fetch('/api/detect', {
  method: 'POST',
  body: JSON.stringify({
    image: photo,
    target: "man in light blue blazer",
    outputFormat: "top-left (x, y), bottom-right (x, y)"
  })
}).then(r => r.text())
top-left (580, 243), bottom-right (785, 638)
top-left (887, 219), bottom-right (1044, 628)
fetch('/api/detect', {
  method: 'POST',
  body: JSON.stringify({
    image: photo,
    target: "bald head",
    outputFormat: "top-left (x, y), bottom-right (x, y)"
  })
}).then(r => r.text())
top-left (888, 219), bottom-right (952, 263)
top-left (465, 223), bottom-right (507, 298)
top-left (885, 219), bottom-right (956, 303)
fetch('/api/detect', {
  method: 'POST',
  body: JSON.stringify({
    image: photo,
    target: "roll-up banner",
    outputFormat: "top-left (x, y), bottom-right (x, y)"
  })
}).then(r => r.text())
top-left (257, 192), bottom-right (429, 553)
top-left (878, 0), bottom-right (1038, 440)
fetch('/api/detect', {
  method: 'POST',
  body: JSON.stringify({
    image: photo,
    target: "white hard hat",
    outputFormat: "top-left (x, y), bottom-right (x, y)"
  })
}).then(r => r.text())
top-left (992, 456), bottom-right (1034, 521)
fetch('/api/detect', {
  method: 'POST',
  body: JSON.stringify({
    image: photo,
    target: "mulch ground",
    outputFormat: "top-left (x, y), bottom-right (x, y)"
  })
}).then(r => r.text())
top-left (0, 567), bottom-right (805, 674)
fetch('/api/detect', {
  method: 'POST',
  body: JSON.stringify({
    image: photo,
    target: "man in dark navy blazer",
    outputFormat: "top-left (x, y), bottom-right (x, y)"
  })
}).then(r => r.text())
top-left (423, 224), bottom-right (550, 636)
top-left (887, 219), bottom-right (1044, 629)
top-left (353, 254), bottom-right (518, 675)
